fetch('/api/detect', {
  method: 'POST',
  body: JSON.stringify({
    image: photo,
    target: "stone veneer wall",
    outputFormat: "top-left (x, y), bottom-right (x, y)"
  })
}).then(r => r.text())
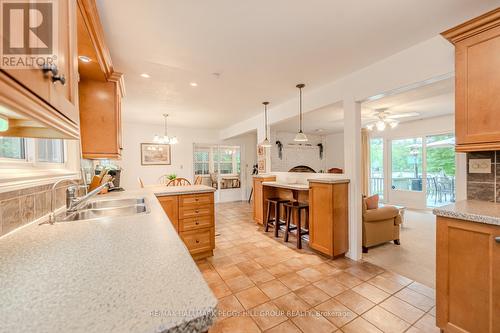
top-left (0, 181), bottom-right (76, 237)
top-left (467, 151), bottom-right (500, 202)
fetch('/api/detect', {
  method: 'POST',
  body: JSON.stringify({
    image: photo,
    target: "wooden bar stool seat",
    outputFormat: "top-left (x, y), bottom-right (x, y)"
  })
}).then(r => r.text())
top-left (283, 202), bottom-right (309, 249)
top-left (265, 198), bottom-right (290, 237)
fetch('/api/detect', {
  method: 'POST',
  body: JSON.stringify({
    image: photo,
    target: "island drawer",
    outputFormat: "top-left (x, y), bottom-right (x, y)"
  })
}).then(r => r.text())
top-left (179, 193), bottom-right (213, 207)
top-left (180, 215), bottom-right (214, 231)
top-left (180, 227), bottom-right (214, 254)
top-left (179, 204), bottom-right (213, 219)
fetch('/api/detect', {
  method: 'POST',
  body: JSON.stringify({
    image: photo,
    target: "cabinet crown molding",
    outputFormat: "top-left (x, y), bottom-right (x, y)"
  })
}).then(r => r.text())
top-left (441, 8), bottom-right (500, 44)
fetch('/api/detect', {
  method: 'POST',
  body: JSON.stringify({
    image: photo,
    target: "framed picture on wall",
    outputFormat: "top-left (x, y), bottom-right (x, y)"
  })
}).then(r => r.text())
top-left (141, 143), bottom-right (171, 165)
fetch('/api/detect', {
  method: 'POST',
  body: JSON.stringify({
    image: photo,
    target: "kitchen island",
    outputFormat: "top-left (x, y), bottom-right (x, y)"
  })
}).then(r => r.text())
top-left (253, 174), bottom-right (350, 258)
top-left (433, 200), bottom-right (500, 333)
top-left (0, 187), bottom-right (217, 333)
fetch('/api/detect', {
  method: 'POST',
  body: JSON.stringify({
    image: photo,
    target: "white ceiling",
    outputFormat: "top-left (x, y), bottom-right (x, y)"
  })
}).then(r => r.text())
top-left (95, 0), bottom-right (498, 128)
top-left (271, 78), bottom-right (455, 134)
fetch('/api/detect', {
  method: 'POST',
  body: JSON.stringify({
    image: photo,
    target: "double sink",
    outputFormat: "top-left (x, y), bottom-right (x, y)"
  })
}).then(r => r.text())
top-left (59, 198), bottom-right (149, 222)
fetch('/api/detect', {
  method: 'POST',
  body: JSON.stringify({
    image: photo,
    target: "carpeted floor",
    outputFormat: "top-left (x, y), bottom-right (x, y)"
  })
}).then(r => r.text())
top-left (362, 210), bottom-right (436, 288)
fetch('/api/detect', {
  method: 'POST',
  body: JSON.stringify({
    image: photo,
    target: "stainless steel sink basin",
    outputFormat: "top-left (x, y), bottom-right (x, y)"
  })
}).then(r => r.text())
top-left (61, 204), bottom-right (148, 222)
top-left (82, 198), bottom-right (146, 209)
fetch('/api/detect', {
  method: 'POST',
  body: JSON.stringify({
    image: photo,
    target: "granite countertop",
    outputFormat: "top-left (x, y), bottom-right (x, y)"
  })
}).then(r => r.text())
top-left (146, 184), bottom-right (216, 196)
top-left (262, 181), bottom-right (309, 190)
top-left (308, 178), bottom-right (350, 184)
top-left (0, 188), bottom-right (217, 333)
top-left (433, 200), bottom-right (500, 226)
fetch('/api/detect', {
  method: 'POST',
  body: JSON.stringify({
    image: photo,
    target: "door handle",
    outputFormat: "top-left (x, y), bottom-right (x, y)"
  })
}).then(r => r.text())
top-left (495, 237), bottom-right (500, 243)
top-left (52, 74), bottom-right (66, 85)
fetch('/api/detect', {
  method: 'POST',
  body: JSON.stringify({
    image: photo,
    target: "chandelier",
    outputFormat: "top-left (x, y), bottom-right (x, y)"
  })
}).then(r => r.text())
top-left (153, 114), bottom-right (178, 144)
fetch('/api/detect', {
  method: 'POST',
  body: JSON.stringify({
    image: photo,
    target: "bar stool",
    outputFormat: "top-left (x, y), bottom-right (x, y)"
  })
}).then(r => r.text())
top-left (283, 202), bottom-right (309, 249)
top-left (265, 198), bottom-right (290, 237)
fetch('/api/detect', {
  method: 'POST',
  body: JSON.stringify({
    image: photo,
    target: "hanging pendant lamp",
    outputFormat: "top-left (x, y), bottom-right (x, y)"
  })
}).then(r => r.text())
top-left (153, 114), bottom-right (178, 144)
top-left (261, 101), bottom-right (272, 147)
top-left (294, 83), bottom-right (308, 142)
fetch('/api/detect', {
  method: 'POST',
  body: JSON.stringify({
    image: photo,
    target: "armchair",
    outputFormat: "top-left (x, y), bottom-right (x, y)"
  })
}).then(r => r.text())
top-left (362, 197), bottom-right (401, 253)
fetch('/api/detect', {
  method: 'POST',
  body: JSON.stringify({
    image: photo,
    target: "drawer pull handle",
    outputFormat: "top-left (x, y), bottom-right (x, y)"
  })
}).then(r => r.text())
top-left (195, 198), bottom-right (199, 201)
top-left (495, 237), bottom-right (500, 243)
top-left (196, 240), bottom-right (200, 244)
top-left (195, 221), bottom-right (199, 225)
top-left (195, 210), bottom-right (199, 213)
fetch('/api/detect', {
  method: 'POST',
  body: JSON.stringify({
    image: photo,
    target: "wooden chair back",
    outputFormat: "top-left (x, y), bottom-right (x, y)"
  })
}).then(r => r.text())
top-left (166, 178), bottom-right (192, 186)
top-left (194, 176), bottom-right (203, 185)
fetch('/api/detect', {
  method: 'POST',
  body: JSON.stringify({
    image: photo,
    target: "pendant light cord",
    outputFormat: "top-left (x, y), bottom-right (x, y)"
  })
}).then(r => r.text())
top-left (164, 114), bottom-right (168, 137)
top-left (299, 87), bottom-right (303, 133)
top-left (265, 103), bottom-right (268, 140)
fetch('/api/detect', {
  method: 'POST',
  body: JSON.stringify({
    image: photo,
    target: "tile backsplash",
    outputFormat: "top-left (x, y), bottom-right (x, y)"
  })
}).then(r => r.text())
top-left (467, 151), bottom-right (500, 202)
top-left (0, 181), bottom-right (77, 237)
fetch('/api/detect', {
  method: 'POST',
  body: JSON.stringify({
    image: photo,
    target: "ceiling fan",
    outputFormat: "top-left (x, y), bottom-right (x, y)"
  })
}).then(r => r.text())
top-left (364, 108), bottom-right (420, 131)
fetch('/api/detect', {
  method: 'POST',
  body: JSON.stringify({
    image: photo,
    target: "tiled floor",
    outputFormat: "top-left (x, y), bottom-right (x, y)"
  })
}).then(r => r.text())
top-left (197, 201), bottom-right (439, 333)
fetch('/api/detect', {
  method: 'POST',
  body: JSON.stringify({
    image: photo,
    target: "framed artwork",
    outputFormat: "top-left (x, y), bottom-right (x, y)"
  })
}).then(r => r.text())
top-left (141, 143), bottom-right (171, 165)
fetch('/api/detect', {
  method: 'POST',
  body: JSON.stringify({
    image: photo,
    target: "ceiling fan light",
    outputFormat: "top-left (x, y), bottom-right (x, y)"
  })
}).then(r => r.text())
top-left (376, 120), bottom-right (386, 131)
top-left (261, 138), bottom-right (272, 147)
top-left (366, 123), bottom-right (375, 131)
top-left (389, 121), bottom-right (399, 129)
top-left (294, 131), bottom-right (308, 142)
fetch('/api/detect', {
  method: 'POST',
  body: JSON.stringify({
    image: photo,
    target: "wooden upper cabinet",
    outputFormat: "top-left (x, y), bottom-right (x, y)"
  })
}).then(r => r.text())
top-left (442, 8), bottom-right (500, 152)
top-left (77, 0), bottom-right (125, 159)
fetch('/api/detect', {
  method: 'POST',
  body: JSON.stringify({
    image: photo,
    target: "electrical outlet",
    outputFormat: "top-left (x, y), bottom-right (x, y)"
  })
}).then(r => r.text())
top-left (469, 159), bottom-right (491, 174)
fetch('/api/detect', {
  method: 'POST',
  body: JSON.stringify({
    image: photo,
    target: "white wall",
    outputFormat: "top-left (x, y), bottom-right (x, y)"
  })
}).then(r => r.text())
top-left (117, 122), bottom-right (257, 202)
top-left (270, 131), bottom-right (327, 172)
top-left (325, 132), bottom-right (344, 170)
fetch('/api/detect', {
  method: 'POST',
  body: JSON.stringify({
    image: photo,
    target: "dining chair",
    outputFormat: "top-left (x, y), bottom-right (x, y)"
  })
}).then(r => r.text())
top-left (158, 175), bottom-right (170, 185)
top-left (167, 178), bottom-right (192, 186)
top-left (194, 176), bottom-right (203, 185)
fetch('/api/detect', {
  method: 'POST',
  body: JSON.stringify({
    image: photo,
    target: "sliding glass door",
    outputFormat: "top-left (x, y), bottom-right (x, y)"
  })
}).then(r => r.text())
top-left (369, 138), bottom-right (384, 199)
top-left (425, 134), bottom-right (455, 207)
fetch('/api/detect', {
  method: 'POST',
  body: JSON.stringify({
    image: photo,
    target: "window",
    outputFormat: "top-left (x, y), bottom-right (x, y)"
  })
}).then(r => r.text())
top-left (369, 138), bottom-right (384, 199)
top-left (391, 137), bottom-right (422, 191)
top-left (219, 149), bottom-right (234, 174)
top-left (194, 150), bottom-right (210, 175)
top-left (37, 139), bottom-right (64, 163)
top-left (0, 137), bottom-right (25, 160)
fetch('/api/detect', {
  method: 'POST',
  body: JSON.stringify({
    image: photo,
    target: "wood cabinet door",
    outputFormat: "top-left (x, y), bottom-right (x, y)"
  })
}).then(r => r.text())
top-left (309, 182), bottom-right (333, 255)
top-left (49, 0), bottom-right (79, 123)
top-left (158, 196), bottom-right (179, 231)
top-left (253, 178), bottom-right (263, 224)
top-left (436, 217), bottom-right (499, 332)
top-left (455, 25), bottom-right (500, 146)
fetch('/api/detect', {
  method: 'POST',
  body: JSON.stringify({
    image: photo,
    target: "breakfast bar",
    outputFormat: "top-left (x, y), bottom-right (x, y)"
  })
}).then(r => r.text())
top-left (253, 174), bottom-right (350, 258)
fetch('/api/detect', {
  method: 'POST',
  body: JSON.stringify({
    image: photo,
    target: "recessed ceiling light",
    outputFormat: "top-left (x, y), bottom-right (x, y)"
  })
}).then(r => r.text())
top-left (78, 55), bottom-right (91, 63)
top-left (140, 73), bottom-right (151, 78)
top-left (190, 82), bottom-right (198, 87)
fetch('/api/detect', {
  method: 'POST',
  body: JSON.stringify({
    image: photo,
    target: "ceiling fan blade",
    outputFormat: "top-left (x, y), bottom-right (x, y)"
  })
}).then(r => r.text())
top-left (386, 112), bottom-right (420, 119)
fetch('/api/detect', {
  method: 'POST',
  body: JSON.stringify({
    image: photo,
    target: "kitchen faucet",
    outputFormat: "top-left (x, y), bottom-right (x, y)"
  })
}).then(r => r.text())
top-left (45, 179), bottom-right (112, 225)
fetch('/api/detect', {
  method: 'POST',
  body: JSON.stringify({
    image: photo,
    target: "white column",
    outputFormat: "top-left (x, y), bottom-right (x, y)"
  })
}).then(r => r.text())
top-left (343, 97), bottom-right (363, 261)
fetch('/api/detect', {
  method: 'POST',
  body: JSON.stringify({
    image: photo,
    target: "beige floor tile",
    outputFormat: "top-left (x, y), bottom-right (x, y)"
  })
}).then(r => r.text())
top-left (296, 267), bottom-right (324, 282)
top-left (341, 317), bottom-right (383, 333)
top-left (352, 283), bottom-right (390, 304)
top-left (428, 306), bottom-right (436, 317)
top-left (278, 272), bottom-right (309, 291)
top-left (413, 313), bottom-right (440, 332)
top-left (248, 269), bottom-right (276, 284)
top-left (273, 292), bottom-right (311, 316)
top-left (255, 255), bottom-right (284, 267)
top-left (217, 315), bottom-right (261, 333)
top-left (283, 257), bottom-right (306, 271)
top-left (235, 286), bottom-right (270, 310)
top-left (295, 284), bottom-right (331, 307)
top-left (313, 277), bottom-right (348, 297)
top-left (334, 289), bottom-right (375, 315)
top-left (266, 263), bottom-right (293, 277)
top-left (315, 298), bottom-right (357, 327)
top-left (379, 271), bottom-right (413, 286)
top-left (225, 275), bottom-right (255, 293)
top-left (237, 260), bottom-right (263, 274)
top-left (291, 310), bottom-right (337, 333)
top-left (331, 271), bottom-right (364, 288)
top-left (344, 265), bottom-right (380, 281)
top-left (211, 281), bottom-right (232, 299)
top-left (407, 281), bottom-right (436, 300)
top-left (264, 320), bottom-right (302, 333)
top-left (379, 296), bottom-right (425, 324)
top-left (394, 287), bottom-right (434, 312)
top-left (250, 301), bottom-right (288, 331)
top-left (258, 279), bottom-right (291, 299)
top-left (299, 254), bottom-right (326, 266)
top-left (367, 275), bottom-right (407, 294)
top-left (362, 306), bottom-right (410, 333)
top-left (313, 263), bottom-right (341, 276)
top-left (217, 295), bottom-right (245, 320)
top-left (216, 265), bottom-right (245, 280)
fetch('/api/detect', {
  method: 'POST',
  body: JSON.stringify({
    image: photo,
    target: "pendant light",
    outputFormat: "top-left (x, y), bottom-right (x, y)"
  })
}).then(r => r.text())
top-left (261, 101), bottom-right (272, 147)
top-left (294, 83), bottom-right (308, 142)
top-left (153, 114), bottom-right (178, 144)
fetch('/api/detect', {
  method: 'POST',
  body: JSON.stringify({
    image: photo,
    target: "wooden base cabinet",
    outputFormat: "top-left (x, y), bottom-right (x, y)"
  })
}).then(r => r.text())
top-left (309, 181), bottom-right (349, 258)
top-left (252, 176), bottom-right (277, 225)
top-left (157, 192), bottom-right (215, 259)
top-left (436, 217), bottom-right (500, 332)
